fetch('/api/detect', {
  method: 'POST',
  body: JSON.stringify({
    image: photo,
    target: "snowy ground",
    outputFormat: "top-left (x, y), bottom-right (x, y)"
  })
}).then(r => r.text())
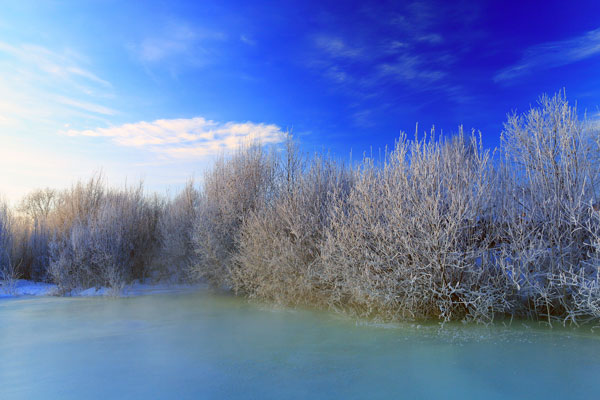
top-left (0, 279), bottom-right (203, 299)
top-left (0, 279), bottom-right (57, 298)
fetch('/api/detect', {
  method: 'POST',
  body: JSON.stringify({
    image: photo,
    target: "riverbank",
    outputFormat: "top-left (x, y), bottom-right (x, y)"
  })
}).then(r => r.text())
top-left (0, 279), bottom-right (201, 299)
top-left (2, 93), bottom-right (600, 323)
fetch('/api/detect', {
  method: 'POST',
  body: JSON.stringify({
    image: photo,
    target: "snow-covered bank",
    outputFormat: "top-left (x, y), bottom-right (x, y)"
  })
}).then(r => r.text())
top-left (0, 279), bottom-right (57, 298)
top-left (0, 279), bottom-right (204, 299)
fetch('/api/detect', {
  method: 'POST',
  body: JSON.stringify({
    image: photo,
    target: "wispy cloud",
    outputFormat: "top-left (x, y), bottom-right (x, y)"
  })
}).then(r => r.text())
top-left (311, 36), bottom-right (446, 90)
top-left (0, 42), bottom-right (111, 89)
top-left (308, 1), bottom-right (455, 96)
top-left (54, 96), bottom-right (117, 116)
top-left (314, 35), bottom-right (364, 59)
top-left (417, 33), bottom-right (443, 44)
top-left (240, 35), bottom-right (256, 46)
top-left (63, 117), bottom-right (286, 159)
top-left (130, 20), bottom-right (225, 67)
top-left (374, 54), bottom-right (446, 84)
top-left (0, 41), bottom-right (114, 127)
top-left (352, 109), bottom-right (375, 128)
top-left (495, 28), bottom-right (600, 83)
top-left (303, 1), bottom-right (481, 128)
top-left (137, 26), bottom-right (196, 62)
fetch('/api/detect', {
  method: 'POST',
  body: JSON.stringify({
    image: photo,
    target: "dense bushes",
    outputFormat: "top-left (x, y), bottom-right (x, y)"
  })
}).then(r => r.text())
top-left (0, 200), bottom-right (32, 292)
top-left (205, 92), bottom-right (600, 324)
top-left (494, 93), bottom-right (600, 324)
top-left (320, 131), bottom-right (505, 321)
top-left (0, 200), bottom-right (17, 290)
top-left (154, 180), bottom-right (197, 281)
top-left (2, 92), bottom-right (600, 324)
top-left (191, 144), bottom-right (278, 286)
top-left (47, 181), bottom-right (161, 293)
top-left (0, 177), bottom-right (163, 294)
top-left (233, 149), bottom-right (353, 305)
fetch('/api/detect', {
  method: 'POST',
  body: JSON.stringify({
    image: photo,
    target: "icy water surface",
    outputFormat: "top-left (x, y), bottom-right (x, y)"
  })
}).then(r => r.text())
top-left (1, 290), bottom-right (599, 399)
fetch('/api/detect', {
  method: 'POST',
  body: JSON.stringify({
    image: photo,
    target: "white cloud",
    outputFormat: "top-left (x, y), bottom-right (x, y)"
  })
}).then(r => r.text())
top-left (495, 28), bottom-right (600, 83)
top-left (63, 117), bottom-right (286, 159)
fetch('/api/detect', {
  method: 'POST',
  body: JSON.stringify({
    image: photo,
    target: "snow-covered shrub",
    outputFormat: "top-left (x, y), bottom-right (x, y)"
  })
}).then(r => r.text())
top-left (12, 188), bottom-right (57, 280)
top-left (498, 92), bottom-right (600, 324)
top-left (320, 129), bottom-right (503, 321)
top-left (48, 179), bottom-right (162, 293)
top-left (0, 200), bottom-right (30, 294)
top-left (25, 220), bottom-right (52, 281)
top-left (233, 144), bottom-right (353, 305)
top-left (154, 180), bottom-right (198, 281)
top-left (191, 143), bottom-right (277, 287)
top-left (0, 200), bottom-right (17, 287)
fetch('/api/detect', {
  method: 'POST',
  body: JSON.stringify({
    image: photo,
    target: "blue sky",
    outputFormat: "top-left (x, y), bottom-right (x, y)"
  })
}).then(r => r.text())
top-left (2, 0), bottom-right (600, 201)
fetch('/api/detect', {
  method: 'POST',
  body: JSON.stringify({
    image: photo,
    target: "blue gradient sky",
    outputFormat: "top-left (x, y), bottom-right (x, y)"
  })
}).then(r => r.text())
top-left (2, 0), bottom-right (600, 201)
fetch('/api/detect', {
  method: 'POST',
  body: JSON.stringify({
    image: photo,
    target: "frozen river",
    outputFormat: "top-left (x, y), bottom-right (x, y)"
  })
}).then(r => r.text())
top-left (1, 290), bottom-right (599, 399)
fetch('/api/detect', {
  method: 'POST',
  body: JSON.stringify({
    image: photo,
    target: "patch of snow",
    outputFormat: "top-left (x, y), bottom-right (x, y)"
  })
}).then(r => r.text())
top-left (1, 279), bottom-right (204, 299)
top-left (0, 279), bottom-right (57, 298)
